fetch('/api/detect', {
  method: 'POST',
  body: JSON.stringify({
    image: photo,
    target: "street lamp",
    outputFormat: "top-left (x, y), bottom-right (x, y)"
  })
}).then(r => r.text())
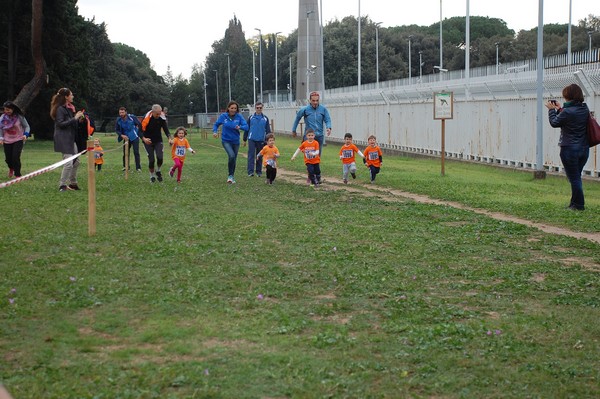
top-left (358, 0), bottom-right (361, 105)
top-left (252, 48), bottom-right (256, 104)
top-left (408, 35), bottom-right (413, 81)
top-left (568, 0), bottom-right (572, 65)
top-left (255, 28), bottom-right (263, 102)
top-left (213, 69), bottom-right (219, 112)
top-left (202, 70), bottom-right (208, 115)
top-left (419, 51), bottom-right (423, 82)
top-left (495, 42), bottom-right (500, 74)
top-left (375, 22), bottom-right (381, 89)
top-left (589, 31), bottom-right (598, 62)
top-left (225, 53), bottom-right (231, 102)
top-left (306, 10), bottom-right (314, 101)
top-left (439, 0), bottom-right (443, 70)
top-left (289, 54), bottom-right (293, 103)
top-left (275, 32), bottom-right (281, 108)
top-left (434, 65), bottom-right (447, 81)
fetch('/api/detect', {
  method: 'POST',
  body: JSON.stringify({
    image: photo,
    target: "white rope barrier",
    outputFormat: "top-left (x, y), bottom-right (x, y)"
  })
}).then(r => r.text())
top-left (0, 150), bottom-right (87, 189)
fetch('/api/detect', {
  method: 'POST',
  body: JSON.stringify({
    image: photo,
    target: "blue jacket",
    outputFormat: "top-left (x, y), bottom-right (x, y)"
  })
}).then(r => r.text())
top-left (244, 113), bottom-right (271, 142)
top-left (213, 112), bottom-right (249, 144)
top-left (548, 101), bottom-right (589, 147)
top-left (115, 114), bottom-right (142, 142)
top-left (292, 104), bottom-right (332, 137)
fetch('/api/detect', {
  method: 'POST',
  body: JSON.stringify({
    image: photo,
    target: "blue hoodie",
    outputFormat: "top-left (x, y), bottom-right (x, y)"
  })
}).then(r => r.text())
top-left (115, 114), bottom-right (142, 142)
top-left (292, 104), bottom-right (332, 137)
top-left (244, 113), bottom-right (271, 142)
top-left (213, 112), bottom-right (249, 144)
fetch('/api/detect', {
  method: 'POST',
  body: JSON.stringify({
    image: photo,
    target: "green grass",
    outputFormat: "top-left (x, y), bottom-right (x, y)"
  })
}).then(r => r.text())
top-left (1, 133), bottom-right (599, 398)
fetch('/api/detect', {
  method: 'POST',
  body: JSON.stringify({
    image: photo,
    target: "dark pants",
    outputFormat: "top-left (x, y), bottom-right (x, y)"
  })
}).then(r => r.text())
top-left (266, 165), bottom-right (277, 183)
top-left (143, 141), bottom-right (164, 171)
top-left (247, 139), bottom-right (265, 175)
top-left (3, 140), bottom-right (24, 177)
top-left (306, 163), bottom-right (321, 185)
top-left (560, 145), bottom-right (589, 210)
top-left (369, 165), bottom-right (381, 181)
top-left (95, 164), bottom-right (102, 171)
top-left (123, 138), bottom-right (141, 169)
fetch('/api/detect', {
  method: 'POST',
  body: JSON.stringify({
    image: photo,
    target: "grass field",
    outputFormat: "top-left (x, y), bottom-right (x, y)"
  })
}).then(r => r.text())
top-left (1, 132), bottom-right (599, 398)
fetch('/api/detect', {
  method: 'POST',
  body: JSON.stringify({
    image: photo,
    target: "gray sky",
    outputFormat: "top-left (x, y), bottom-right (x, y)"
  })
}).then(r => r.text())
top-left (77, 0), bottom-right (593, 77)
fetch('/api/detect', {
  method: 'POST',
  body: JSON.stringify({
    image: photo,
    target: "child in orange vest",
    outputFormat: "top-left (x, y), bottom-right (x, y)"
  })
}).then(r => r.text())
top-left (291, 128), bottom-right (321, 186)
top-left (363, 135), bottom-right (383, 183)
top-left (257, 133), bottom-right (280, 184)
top-left (93, 138), bottom-right (104, 171)
top-left (339, 132), bottom-right (365, 184)
top-left (169, 127), bottom-right (195, 183)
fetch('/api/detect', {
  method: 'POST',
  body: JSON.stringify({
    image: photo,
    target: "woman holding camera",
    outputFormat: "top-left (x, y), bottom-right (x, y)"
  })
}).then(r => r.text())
top-left (546, 83), bottom-right (590, 211)
top-left (50, 88), bottom-right (84, 192)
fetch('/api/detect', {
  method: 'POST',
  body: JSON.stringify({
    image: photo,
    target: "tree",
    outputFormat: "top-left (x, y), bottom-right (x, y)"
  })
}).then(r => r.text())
top-left (14, 0), bottom-right (46, 112)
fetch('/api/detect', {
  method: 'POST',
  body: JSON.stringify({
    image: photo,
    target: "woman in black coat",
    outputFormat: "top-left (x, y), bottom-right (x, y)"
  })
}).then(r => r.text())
top-left (546, 83), bottom-right (590, 211)
top-left (50, 88), bottom-right (84, 192)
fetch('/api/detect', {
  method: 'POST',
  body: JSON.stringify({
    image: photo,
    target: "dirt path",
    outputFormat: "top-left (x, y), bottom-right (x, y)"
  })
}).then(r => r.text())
top-left (207, 142), bottom-right (599, 245)
top-left (276, 168), bottom-right (600, 245)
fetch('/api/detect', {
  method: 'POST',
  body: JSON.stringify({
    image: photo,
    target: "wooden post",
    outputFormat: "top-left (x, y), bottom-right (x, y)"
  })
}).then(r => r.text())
top-left (87, 139), bottom-right (96, 236)
top-left (441, 119), bottom-right (446, 176)
top-left (124, 140), bottom-right (129, 180)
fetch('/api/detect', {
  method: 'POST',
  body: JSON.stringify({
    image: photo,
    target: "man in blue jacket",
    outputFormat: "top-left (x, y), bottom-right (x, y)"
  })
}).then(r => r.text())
top-left (244, 102), bottom-right (271, 177)
top-left (115, 106), bottom-right (143, 171)
top-left (292, 91), bottom-right (332, 156)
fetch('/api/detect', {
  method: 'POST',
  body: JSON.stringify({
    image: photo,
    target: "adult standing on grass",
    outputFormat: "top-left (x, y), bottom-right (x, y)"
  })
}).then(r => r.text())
top-left (292, 91), bottom-right (331, 156)
top-left (0, 101), bottom-right (30, 179)
top-left (115, 106), bottom-right (143, 172)
top-left (213, 100), bottom-right (249, 184)
top-left (243, 102), bottom-right (271, 177)
top-left (50, 88), bottom-right (84, 192)
top-left (140, 104), bottom-right (172, 183)
top-left (546, 83), bottom-right (590, 211)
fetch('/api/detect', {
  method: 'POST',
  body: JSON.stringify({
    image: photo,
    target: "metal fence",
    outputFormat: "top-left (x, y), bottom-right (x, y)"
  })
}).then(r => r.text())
top-left (255, 53), bottom-right (600, 177)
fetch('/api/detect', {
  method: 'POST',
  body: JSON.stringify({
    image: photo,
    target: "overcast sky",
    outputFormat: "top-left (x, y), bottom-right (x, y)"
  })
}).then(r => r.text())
top-left (77, 0), bottom-right (592, 77)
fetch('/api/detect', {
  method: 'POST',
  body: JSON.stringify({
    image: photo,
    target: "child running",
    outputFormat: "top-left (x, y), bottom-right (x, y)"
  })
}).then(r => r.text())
top-left (363, 135), bottom-right (383, 183)
top-left (169, 127), bottom-right (195, 183)
top-left (93, 138), bottom-right (104, 171)
top-left (339, 133), bottom-right (365, 184)
top-left (291, 128), bottom-right (321, 187)
top-left (257, 133), bottom-right (280, 184)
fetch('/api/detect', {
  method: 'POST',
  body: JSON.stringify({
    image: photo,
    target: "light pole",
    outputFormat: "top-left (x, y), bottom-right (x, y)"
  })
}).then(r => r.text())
top-left (275, 32), bottom-right (281, 108)
top-left (568, 0), bottom-right (572, 65)
top-left (306, 10), bottom-right (314, 101)
top-left (439, 0), bottom-right (443, 70)
top-left (213, 69), bottom-right (219, 112)
top-left (375, 22), bottom-right (381, 89)
top-left (289, 54), bottom-right (293, 103)
top-left (408, 35), bottom-right (413, 81)
top-left (252, 48), bottom-right (256, 104)
top-left (419, 51), bottom-right (423, 82)
top-left (225, 53), bottom-right (231, 102)
top-left (202, 70), bottom-right (208, 115)
top-left (358, 0), bottom-right (361, 105)
top-left (589, 31), bottom-right (597, 62)
top-left (495, 42), bottom-right (499, 74)
top-left (255, 28), bottom-right (263, 102)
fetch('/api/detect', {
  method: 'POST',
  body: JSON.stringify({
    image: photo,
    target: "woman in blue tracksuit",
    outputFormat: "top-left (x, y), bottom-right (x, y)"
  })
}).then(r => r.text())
top-left (213, 100), bottom-right (249, 184)
top-left (546, 83), bottom-right (590, 211)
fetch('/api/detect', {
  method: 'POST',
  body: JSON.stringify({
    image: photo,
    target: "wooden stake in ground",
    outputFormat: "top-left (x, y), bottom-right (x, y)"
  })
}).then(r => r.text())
top-left (124, 140), bottom-right (129, 180)
top-left (87, 139), bottom-right (96, 236)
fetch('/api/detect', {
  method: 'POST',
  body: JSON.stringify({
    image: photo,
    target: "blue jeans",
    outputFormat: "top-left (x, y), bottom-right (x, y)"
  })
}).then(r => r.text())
top-left (247, 139), bottom-right (264, 175)
top-left (560, 145), bottom-right (589, 209)
top-left (222, 141), bottom-right (240, 177)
